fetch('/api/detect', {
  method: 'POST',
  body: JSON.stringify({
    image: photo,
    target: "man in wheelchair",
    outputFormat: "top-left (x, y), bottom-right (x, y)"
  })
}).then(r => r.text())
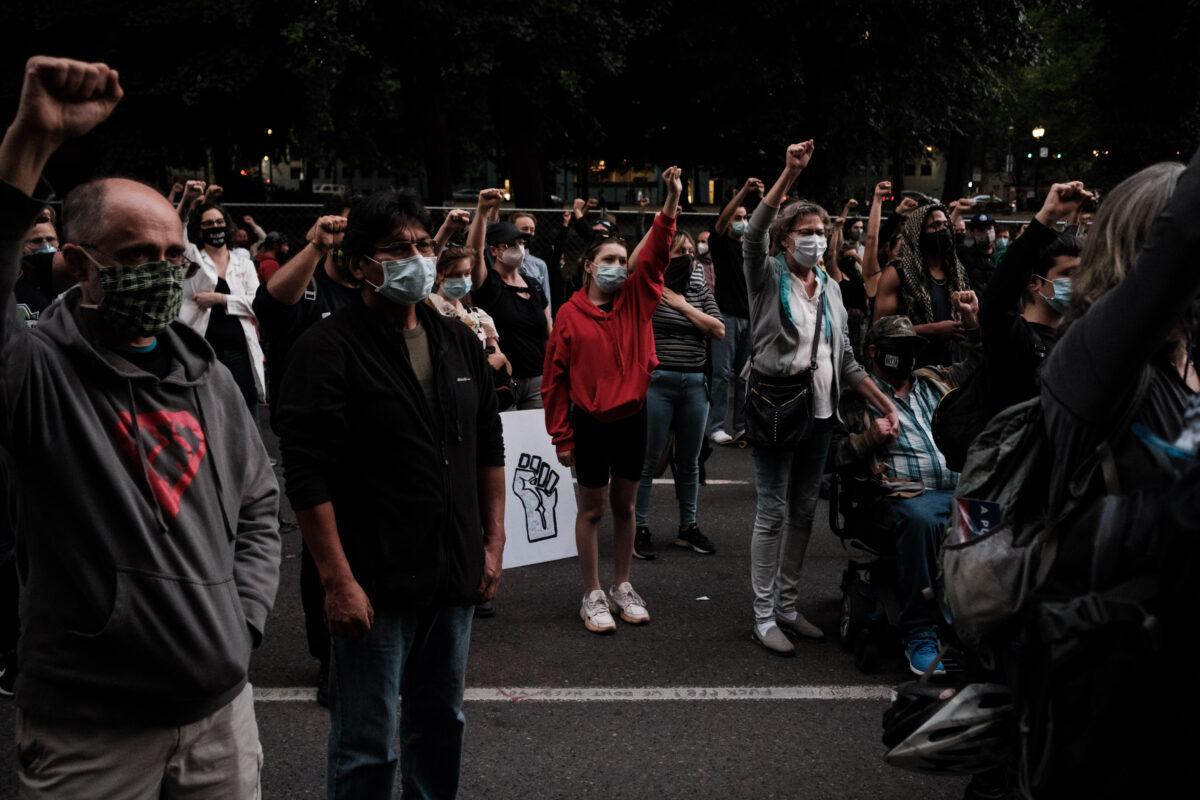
top-left (834, 314), bottom-right (977, 676)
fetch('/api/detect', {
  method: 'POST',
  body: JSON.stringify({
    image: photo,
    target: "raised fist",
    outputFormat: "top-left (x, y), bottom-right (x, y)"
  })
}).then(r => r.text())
top-left (744, 177), bottom-right (765, 195)
top-left (306, 214), bottom-right (348, 251)
top-left (242, 215), bottom-right (256, 226)
top-left (477, 188), bottom-right (506, 210)
top-left (183, 180), bottom-right (206, 200)
top-left (786, 140), bottom-right (815, 171)
top-left (874, 180), bottom-right (892, 201)
top-left (444, 208), bottom-right (471, 230)
top-left (1038, 181), bottom-right (1092, 224)
top-left (662, 166), bottom-right (683, 198)
top-left (11, 56), bottom-right (123, 145)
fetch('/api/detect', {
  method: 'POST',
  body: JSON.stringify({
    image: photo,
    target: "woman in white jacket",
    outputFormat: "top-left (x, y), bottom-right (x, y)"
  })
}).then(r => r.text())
top-left (180, 202), bottom-right (266, 415)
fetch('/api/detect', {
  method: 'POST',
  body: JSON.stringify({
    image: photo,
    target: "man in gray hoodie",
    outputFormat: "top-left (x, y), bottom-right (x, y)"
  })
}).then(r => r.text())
top-left (0, 57), bottom-right (281, 798)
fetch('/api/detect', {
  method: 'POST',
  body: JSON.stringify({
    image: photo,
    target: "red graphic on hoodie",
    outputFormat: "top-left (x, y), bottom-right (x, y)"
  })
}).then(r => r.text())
top-left (115, 410), bottom-right (208, 518)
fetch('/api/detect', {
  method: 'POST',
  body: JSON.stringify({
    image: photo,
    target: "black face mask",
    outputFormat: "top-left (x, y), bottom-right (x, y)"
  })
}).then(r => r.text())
top-left (876, 348), bottom-right (916, 384)
top-left (22, 250), bottom-right (55, 282)
top-left (200, 227), bottom-right (228, 248)
top-left (919, 229), bottom-right (954, 260)
top-left (665, 255), bottom-right (693, 294)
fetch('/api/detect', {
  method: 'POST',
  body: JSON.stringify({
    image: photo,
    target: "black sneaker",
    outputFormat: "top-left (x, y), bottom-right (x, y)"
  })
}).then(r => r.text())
top-left (674, 524), bottom-right (716, 554)
top-left (633, 527), bottom-right (656, 560)
top-left (316, 659), bottom-right (329, 708)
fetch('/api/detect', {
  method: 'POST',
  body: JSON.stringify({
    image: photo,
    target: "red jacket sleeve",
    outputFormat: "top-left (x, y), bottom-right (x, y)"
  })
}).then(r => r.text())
top-left (541, 319), bottom-right (574, 452)
top-left (628, 212), bottom-right (677, 320)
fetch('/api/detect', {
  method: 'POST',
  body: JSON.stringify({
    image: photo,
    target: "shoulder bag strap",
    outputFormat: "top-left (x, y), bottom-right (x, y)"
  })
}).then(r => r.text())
top-left (808, 289), bottom-right (827, 373)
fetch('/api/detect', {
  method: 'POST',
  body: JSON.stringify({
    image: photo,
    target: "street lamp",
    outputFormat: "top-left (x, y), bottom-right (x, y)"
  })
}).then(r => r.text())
top-left (1031, 127), bottom-right (1046, 209)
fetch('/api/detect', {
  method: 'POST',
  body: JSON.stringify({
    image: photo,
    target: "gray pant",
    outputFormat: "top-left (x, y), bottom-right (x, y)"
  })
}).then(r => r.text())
top-left (513, 374), bottom-right (543, 410)
top-left (16, 683), bottom-right (261, 799)
top-left (749, 420), bottom-right (834, 623)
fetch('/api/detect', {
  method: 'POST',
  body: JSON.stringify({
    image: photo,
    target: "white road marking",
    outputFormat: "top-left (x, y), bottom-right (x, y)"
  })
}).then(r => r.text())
top-left (254, 685), bottom-right (892, 703)
top-left (568, 478), bottom-right (749, 486)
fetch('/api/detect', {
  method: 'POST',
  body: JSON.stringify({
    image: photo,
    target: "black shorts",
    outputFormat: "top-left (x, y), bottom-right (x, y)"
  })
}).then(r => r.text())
top-left (571, 406), bottom-right (647, 488)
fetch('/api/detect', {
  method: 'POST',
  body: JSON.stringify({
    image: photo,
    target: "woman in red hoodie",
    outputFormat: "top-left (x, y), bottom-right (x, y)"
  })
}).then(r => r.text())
top-left (542, 166), bottom-right (682, 634)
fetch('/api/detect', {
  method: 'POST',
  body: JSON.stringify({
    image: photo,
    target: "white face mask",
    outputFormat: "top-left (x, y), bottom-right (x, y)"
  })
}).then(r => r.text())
top-left (791, 234), bottom-right (826, 268)
top-left (697, 242), bottom-right (709, 255)
top-left (499, 244), bottom-right (525, 267)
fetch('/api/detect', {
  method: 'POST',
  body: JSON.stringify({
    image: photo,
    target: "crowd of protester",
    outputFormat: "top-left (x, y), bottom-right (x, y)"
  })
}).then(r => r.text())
top-left (1, 56), bottom-right (1196, 800)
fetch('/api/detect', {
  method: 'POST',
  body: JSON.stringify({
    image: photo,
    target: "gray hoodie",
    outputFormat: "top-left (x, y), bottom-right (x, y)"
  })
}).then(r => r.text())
top-left (743, 199), bottom-right (867, 418)
top-left (0, 180), bottom-right (280, 725)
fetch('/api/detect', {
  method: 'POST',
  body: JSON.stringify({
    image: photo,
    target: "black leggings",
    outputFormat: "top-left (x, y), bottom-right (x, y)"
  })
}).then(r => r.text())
top-left (215, 345), bottom-right (258, 416)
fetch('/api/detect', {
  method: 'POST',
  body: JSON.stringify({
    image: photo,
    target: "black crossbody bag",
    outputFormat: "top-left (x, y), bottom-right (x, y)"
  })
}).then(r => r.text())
top-left (745, 294), bottom-right (826, 449)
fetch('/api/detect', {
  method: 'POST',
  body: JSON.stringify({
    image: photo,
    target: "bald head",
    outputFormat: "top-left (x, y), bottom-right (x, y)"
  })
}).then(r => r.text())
top-left (64, 178), bottom-right (181, 247)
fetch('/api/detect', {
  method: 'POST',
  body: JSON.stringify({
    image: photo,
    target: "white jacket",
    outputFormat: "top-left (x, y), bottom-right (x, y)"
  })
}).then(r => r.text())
top-left (180, 243), bottom-right (267, 402)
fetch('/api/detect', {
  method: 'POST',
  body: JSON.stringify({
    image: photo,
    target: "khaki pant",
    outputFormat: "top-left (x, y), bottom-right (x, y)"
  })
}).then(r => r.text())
top-left (16, 682), bottom-right (262, 799)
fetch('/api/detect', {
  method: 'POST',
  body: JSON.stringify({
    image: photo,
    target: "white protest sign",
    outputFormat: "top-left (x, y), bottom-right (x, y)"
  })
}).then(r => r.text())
top-left (500, 409), bottom-right (578, 569)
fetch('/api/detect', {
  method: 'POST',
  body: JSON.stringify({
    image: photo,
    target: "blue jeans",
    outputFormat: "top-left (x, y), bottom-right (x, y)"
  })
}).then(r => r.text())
top-left (707, 315), bottom-right (750, 435)
top-left (749, 419), bottom-right (834, 623)
top-left (889, 489), bottom-right (953, 640)
top-left (328, 604), bottom-right (473, 800)
top-left (636, 369), bottom-right (710, 528)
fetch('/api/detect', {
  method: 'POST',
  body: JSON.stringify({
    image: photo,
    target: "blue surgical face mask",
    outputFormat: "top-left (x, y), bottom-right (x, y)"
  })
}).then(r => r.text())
top-left (33, 242), bottom-right (57, 255)
top-left (1036, 275), bottom-right (1072, 315)
top-left (440, 275), bottom-right (472, 300)
top-left (593, 262), bottom-right (628, 293)
top-left (365, 254), bottom-right (436, 304)
top-left (731, 220), bottom-right (748, 237)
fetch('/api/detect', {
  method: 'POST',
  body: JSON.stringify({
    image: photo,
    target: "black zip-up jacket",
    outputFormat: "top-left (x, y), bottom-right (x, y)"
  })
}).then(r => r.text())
top-left (274, 298), bottom-right (504, 609)
top-left (979, 218), bottom-right (1060, 415)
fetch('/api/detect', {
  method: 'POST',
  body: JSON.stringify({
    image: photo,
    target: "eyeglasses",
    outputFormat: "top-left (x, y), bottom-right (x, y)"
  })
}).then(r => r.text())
top-left (78, 243), bottom-right (200, 278)
top-left (378, 238), bottom-right (437, 257)
top-left (198, 219), bottom-right (227, 229)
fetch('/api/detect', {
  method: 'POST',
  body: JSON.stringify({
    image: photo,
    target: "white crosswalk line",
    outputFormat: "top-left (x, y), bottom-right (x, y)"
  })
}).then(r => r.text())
top-left (253, 685), bottom-right (893, 703)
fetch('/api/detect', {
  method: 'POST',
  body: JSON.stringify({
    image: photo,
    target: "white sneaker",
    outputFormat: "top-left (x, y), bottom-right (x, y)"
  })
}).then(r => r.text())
top-left (709, 430), bottom-right (734, 445)
top-left (607, 582), bottom-right (651, 625)
top-left (581, 590), bottom-right (616, 634)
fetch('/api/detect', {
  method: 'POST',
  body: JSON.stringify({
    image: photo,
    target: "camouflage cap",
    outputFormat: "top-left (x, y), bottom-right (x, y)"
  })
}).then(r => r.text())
top-left (867, 315), bottom-right (927, 345)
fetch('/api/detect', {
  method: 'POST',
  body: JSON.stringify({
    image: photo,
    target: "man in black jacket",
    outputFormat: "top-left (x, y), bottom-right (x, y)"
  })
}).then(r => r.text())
top-left (979, 182), bottom-right (1088, 415)
top-left (274, 189), bottom-right (505, 800)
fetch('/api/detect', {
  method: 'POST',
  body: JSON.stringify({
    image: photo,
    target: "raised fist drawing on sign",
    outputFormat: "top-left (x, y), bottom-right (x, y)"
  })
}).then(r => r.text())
top-left (512, 454), bottom-right (560, 542)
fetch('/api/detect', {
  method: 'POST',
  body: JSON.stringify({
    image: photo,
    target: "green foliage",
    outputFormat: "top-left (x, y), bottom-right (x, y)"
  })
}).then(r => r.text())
top-left (0, 0), bottom-right (1191, 204)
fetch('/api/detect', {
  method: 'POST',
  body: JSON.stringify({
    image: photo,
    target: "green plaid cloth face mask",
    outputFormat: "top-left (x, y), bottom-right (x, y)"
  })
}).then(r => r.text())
top-left (82, 255), bottom-right (184, 337)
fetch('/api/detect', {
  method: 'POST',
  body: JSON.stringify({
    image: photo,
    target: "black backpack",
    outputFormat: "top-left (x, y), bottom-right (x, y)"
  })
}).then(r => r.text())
top-left (1015, 424), bottom-right (1198, 798)
top-left (931, 361), bottom-right (992, 473)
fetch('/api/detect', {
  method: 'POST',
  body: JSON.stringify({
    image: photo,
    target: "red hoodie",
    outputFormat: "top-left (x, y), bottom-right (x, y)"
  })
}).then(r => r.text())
top-left (541, 212), bottom-right (676, 453)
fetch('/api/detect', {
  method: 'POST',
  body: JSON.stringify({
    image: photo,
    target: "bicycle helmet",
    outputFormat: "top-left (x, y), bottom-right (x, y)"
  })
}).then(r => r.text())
top-left (882, 682), bottom-right (1015, 774)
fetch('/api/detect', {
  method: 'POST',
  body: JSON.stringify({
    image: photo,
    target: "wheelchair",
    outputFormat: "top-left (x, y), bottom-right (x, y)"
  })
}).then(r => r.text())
top-left (828, 470), bottom-right (965, 676)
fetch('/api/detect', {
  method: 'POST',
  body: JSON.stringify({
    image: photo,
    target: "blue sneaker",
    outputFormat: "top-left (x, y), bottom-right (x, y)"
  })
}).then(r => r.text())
top-left (905, 636), bottom-right (946, 676)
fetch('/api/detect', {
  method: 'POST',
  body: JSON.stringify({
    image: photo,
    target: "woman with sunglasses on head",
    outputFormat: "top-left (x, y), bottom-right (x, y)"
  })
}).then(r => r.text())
top-left (180, 202), bottom-right (266, 416)
top-left (542, 166), bottom-right (682, 635)
top-left (743, 141), bottom-right (899, 656)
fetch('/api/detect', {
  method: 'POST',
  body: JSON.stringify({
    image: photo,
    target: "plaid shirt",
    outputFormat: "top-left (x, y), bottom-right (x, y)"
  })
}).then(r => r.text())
top-left (869, 374), bottom-right (959, 490)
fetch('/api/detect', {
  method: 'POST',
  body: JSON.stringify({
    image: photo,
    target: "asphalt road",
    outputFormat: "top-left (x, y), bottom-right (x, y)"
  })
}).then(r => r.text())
top-left (0, 430), bottom-right (967, 799)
